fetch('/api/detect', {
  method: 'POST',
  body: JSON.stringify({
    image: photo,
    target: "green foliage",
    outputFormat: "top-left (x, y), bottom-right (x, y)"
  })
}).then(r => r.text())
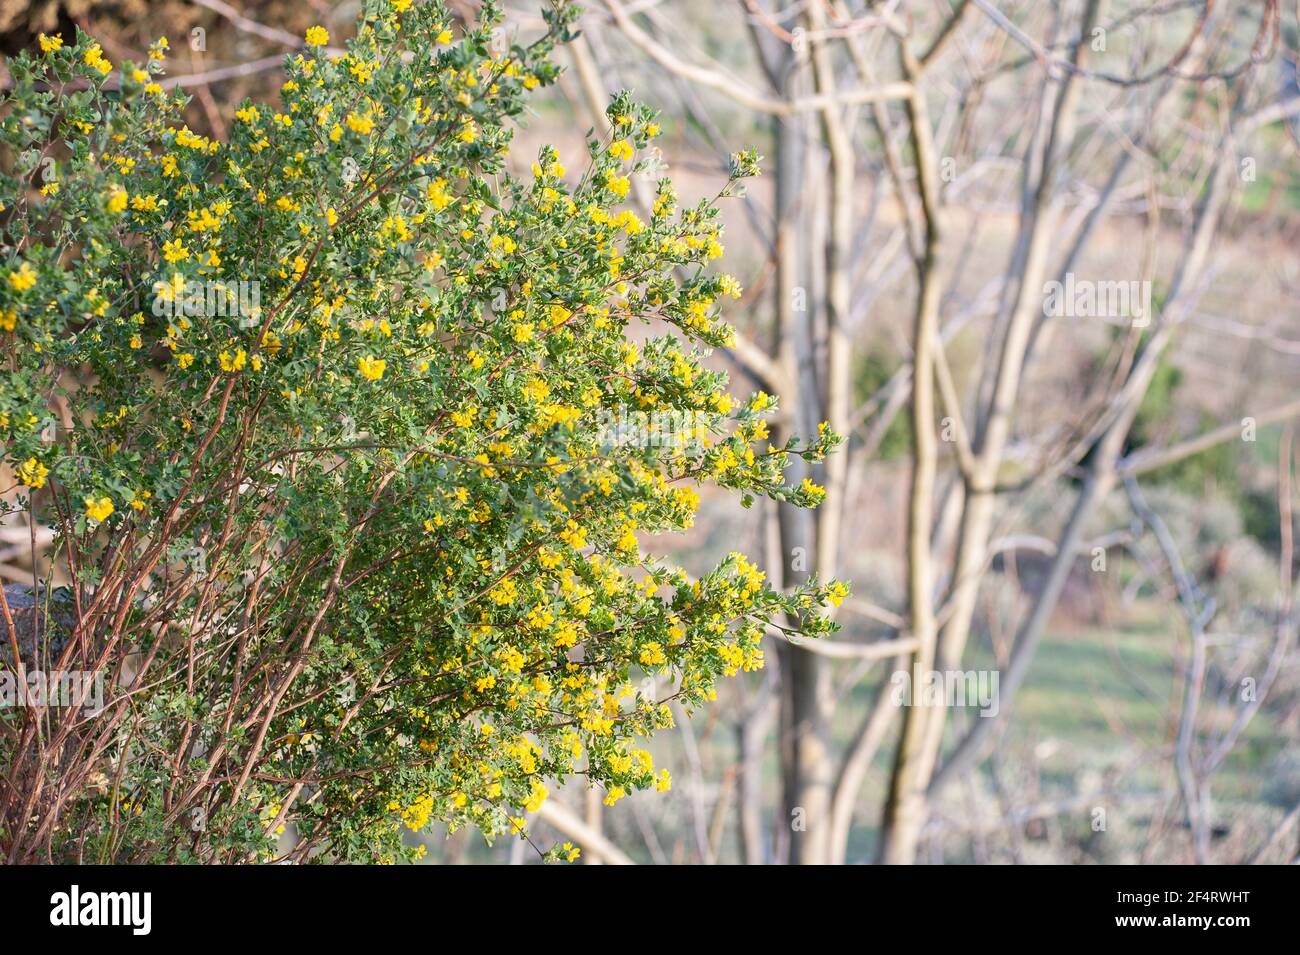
top-left (0, 0), bottom-right (845, 862)
top-left (1128, 356), bottom-right (1184, 451)
top-left (1128, 357), bottom-right (1282, 546)
top-left (854, 349), bottom-right (910, 460)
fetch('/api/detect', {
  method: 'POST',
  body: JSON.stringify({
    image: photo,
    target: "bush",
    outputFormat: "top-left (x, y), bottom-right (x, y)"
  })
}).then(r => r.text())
top-left (0, 0), bottom-right (844, 862)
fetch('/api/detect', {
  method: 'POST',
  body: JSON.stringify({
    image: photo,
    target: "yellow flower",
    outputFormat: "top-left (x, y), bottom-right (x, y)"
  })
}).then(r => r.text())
top-left (523, 780), bottom-right (548, 813)
top-left (84, 496), bottom-right (115, 522)
top-left (561, 842), bottom-right (580, 863)
top-left (618, 526), bottom-right (638, 553)
top-left (609, 139), bottom-right (633, 161)
top-left (107, 187), bottom-right (128, 213)
top-left (800, 477), bottom-right (825, 503)
top-left (8, 262), bottom-right (37, 291)
top-left (436, 29), bottom-right (453, 45)
top-left (38, 33), bottom-right (63, 54)
top-left (605, 172), bottom-right (630, 199)
top-left (357, 356), bottom-right (386, 381)
top-left (638, 642), bottom-right (665, 666)
top-left (345, 111), bottom-right (373, 135)
top-left (219, 348), bottom-right (247, 372)
top-left (305, 26), bottom-right (329, 48)
top-left (427, 178), bottom-right (453, 211)
top-left (161, 238), bottom-right (189, 263)
top-left (83, 43), bottom-right (112, 75)
top-left (15, 458), bottom-right (49, 489)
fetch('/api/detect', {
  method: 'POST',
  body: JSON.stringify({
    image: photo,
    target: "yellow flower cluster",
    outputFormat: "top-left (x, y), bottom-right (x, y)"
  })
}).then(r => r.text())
top-left (83, 43), bottom-right (112, 75)
top-left (15, 458), bottom-right (49, 488)
top-left (84, 496), bottom-right (114, 522)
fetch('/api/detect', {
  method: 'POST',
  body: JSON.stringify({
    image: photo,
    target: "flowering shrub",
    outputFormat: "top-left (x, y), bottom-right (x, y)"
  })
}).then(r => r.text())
top-left (0, 0), bottom-right (844, 863)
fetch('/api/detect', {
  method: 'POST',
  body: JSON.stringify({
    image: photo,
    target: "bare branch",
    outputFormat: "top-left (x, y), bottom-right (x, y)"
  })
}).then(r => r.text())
top-left (602, 0), bottom-right (912, 114)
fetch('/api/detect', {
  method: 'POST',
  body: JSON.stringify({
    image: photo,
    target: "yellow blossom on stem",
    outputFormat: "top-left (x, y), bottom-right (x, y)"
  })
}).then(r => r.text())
top-left (523, 780), bottom-right (548, 813)
top-left (15, 458), bottom-right (49, 489)
top-left (8, 262), bottom-right (37, 292)
top-left (357, 356), bottom-right (386, 381)
top-left (84, 496), bottom-right (114, 522)
top-left (83, 43), bottom-right (112, 75)
top-left (219, 349), bottom-right (247, 373)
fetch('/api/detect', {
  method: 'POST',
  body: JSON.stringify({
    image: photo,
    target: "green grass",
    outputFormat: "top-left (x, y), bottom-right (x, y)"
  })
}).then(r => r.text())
top-left (833, 598), bottom-right (1288, 861)
top-left (957, 602), bottom-right (1284, 805)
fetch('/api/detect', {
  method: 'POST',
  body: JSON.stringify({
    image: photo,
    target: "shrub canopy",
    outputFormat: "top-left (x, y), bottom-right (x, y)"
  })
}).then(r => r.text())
top-left (0, 0), bottom-right (844, 862)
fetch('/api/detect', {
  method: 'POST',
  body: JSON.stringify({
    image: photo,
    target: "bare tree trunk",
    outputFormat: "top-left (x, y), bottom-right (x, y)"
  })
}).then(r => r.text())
top-left (930, 91), bottom-right (1240, 796)
top-left (879, 0), bottom-right (1105, 863)
top-left (738, 686), bottom-right (773, 864)
top-left (828, 655), bottom-right (908, 863)
top-left (878, 40), bottom-right (944, 865)
top-left (764, 18), bottom-right (841, 861)
top-left (584, 785), bottom-right (605, 866)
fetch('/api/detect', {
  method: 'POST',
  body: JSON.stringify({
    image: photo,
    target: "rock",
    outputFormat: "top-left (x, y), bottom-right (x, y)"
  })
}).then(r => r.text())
top-left (0, 584), bottom-right (75, 670)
